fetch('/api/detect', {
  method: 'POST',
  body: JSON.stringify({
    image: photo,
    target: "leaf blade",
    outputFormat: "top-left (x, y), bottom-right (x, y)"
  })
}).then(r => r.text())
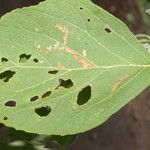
top-left (0, 0), bottom-right (150, 135)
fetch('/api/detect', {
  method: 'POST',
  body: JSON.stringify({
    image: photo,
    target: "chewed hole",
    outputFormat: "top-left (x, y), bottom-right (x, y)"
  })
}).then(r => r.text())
top-left (56, 79), bottom-right (73, 89)
top-left (80, 7), bottom-right (83, 10)
top-left (48, 70), bottom-right (58, 75)
top-left (42, 91), bottom-right (52, 99)
top-left (35, 106), bottom-right (51, 117)
top-left (33, 58), bottom-right (39, 63)
top-left (87, 18), bottom-right (91, 22)
top-left (19, 53), bottom-right (31, 63)
top-left (0, 70), bottom-right (16, 83)
top-left (5, 100), bottom-right (16, 107)
top-left (1, 57), bottom-right (8, 63)
top-left (3, 117), bottom-right (8, 120)
top-left (77, 85), bottom-right (91, 105)
top-left (105, 28), bottom-right (112, 33)
top-left (30, 96), bottom-right (39, 102)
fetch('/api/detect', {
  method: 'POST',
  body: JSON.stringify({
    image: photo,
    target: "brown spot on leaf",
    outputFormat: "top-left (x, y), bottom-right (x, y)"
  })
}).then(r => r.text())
top-left (57, 61), bottom-right (65, 69)
top-left (64, 47), bottom-right (94, 68)
top-left (112, 73), bottom-right (133, 92)
top-left (55, 23), bottom-right (95, 68)
top-left (43, 46), bottom-right (52, 54)
top-left (55, 23), bottom-right (69, 46)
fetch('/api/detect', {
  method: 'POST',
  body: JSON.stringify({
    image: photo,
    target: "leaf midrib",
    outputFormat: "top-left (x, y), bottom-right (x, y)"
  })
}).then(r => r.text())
top-left (3, 64), bottom-right (149, 103)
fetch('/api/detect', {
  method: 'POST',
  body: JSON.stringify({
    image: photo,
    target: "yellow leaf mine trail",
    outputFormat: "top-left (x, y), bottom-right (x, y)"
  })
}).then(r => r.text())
top-left (112, 72), bottom-right (133, 92)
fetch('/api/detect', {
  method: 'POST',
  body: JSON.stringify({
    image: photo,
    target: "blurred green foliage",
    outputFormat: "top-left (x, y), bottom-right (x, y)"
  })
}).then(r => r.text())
top-left (136, 0), bottom-right (150, 34)
top-left (0, 124), bottom-right (76, 150)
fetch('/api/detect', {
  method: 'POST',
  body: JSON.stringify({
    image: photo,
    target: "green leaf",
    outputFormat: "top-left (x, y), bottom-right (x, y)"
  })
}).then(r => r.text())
top-left (0, 124), bottom-right (42, 150)
top-left (0, 124), bottom-right (76, 150)
top-left (137, 34), bottom-right (150, 52)
top-left (0, 0), bottom-right (150, 135)
top-left (146, 9), bottom-right (150, 15)
top-left (46, 135), bottom-right (77, 150)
